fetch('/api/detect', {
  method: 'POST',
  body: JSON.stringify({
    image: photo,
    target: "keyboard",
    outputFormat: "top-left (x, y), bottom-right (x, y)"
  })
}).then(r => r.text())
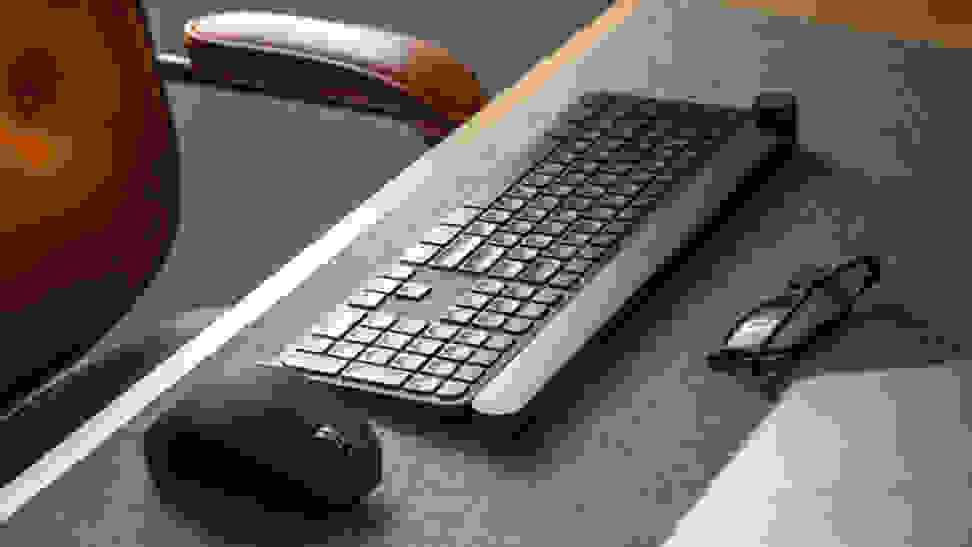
top-left (264, 90), bottom-right (798, 415)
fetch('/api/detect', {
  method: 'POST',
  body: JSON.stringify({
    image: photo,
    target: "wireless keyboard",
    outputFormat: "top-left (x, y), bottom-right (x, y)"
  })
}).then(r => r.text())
top-left (264, 90), bottom-right (798, 415)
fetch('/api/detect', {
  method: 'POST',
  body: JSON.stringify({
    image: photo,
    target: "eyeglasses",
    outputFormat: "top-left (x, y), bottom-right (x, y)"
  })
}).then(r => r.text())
top-left (707, 255), bottom-right (882, 397)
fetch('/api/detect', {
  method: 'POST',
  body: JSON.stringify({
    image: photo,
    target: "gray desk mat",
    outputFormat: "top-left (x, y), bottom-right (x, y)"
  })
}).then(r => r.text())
top-left (7, 1), bottom-right (972, 545)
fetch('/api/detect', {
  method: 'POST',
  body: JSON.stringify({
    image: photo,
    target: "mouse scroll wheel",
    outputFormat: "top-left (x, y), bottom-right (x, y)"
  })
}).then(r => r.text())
top-left (312, 425), bottom-right (354, 456)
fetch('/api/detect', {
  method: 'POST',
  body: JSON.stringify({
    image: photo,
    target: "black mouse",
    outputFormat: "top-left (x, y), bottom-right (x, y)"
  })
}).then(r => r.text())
top-left (142, 364), bottom-right (382, 509)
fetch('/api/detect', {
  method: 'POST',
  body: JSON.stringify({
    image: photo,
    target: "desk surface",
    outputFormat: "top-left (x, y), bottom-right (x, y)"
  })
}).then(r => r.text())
top-left (5, 0), bottom-right (972, 544)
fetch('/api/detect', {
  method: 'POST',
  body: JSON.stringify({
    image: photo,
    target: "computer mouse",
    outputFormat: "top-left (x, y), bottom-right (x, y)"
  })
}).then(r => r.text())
top-left (142, 364), bottom-right (382, 509)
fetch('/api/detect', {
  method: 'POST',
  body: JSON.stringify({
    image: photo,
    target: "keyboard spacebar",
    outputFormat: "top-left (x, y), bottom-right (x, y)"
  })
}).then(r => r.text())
top-left (432, 235), bottom-right (484, 268)
top-left (342, 363), bottom-right (410, 387)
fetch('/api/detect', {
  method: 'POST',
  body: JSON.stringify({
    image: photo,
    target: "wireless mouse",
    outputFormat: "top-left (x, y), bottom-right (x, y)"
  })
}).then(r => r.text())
top-left (142, 364), bottom-right (382, 509)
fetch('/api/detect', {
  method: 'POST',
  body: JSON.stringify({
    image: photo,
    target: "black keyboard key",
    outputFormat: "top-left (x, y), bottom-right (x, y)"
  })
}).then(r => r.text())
top-left (522, 173), bottom-right (555, 187)
top-left (437, 380), bottom-right (471, 398)
top-left (530, 196), bottom-right (561, 210)
top-left (289, 335), bottom-right (333, 354)
top-left (452, 364), bottom-right (488, 383)
top-left (486, 297), bottom-right (521, 315)
top-left (473, 312), bottom-right (506, 329)
top-left (423, 323), bottom-right (460, 340)
top-left (472, 279), bottom-right (505, 295)
top-left (469, 349), bottom-right (501, 366)
top-left (613, 183), bottom-right (643, 196)
top-left (549, 150), bottom-right (583, 163)
top-left (516, 208), bottom-right (548, 223)
top-left (484, 335), bottom-right (515, 352)
top-left (576, 184), bottom-right (606, 198)
top-left (507, 185), bottom-right (538, 199)
top-left (549, 273), bottom-right (580, 289)
top-left (404, 374), bottom-right (443, 393)
top-left (407, 338), bottom-right (444, 355)
top-left (358, 347), bottom-right (396, 366)
top-left (389, 352), bottom-right (427, 371)
top-left (378, 264), bottom-right (415, 281)
top-left (364, 278), bottom-right (402, 294)
top-left (542, 244), bottom-right (579, 260)
top-left (629, 171), bottom-right (658, 184)
top-left (602, 162), bottom-right (638, 175)
top-left (563, 196), bottom-right (593, 210)
top-left (534, 163), bottom-right (567, 176)
top-left (506, 246), bottom-right (539, 262)
top-left (442, 306), bottom-right (476, 325)
top-left (437, 344), bottom-right (476, 362)
top-left (560, 232), bottom-right (592, 246)
top-left (396, 282), bottom-right (432, 300)
top-left (580, 247), bottom-right (607, 260)
top-left (542, 184), bottom-right (574, 197)
top-left (503, 318), bottom-right (534, 334)
top-left (591, 233), bottom-right (620, 247)
top-left (480, 209), bottom-right (512, 223)
top-left (583, 207), bottom-right (617, 221)
top-left (489, 232), bottom-right (521, 247)
top-left (516, 302), bottom-right (549, 319)
top-left (457, 292), bottom-right (491, 309)
top-left (345, 326), bottom-right (383, 345)
top-left (593, 173), bottom-right (620, 186)
top-left (375, 331), bottom-right (412, 350)
top-left (564, 259), bottom-right (595, 275)
top-left (573, 220), bottom-right (604, 234)
top-left (500, 284), bottom-right (536, 300)
top-left (561, 171), bottom-right (589, 185)
top-left (521, 234), bottom-right (555, 248)
top-left (391, 318), bottom-right (428, 335)
top-left (341, 363), bottom-right (410, 387)
top-left (432, 235), bottom-right (485, 269)
top-left (347, 291), bottom-right (386, 309)
top-left (505, 221), bottom-right (534, 234)
top-left (577, 161), bottom-right (601, 174)
top-left (281, 351), bottom-right (348, 375)
top-left (422, 359), bottom-right (459, 377)
top-left (401, 243), bottom-right (440, 265)
top-left (489, 260), bottom-right (527, 280)
top-left (454, 328), bottom-right (490, 346)
top-left (494, 197), bottom-right (526, 211)
top-left (362, 311), bottom-right (397, 330)
top-left (549, 210), bottom-right (580, 224)
top-left (600, 195), bottom-right (631, 209)
top-left (460, 245), bottom-right (506, 273)
top-left (313, 306), bottom-right (366, 338)
top-left (441, 207), bottom-right (482, 226)
top-left (519, 258), bottom-right (562, 284)
top-left (535, 221), bottom-right (567, 236)
top-left (328, 342), bottom-right (366, 360)
top-left (533, 288), bottom-right (566, 305)
top-left (419, 225), bottom-right (460, 246)
top-left (465, 221), bottom-right (499, 237)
